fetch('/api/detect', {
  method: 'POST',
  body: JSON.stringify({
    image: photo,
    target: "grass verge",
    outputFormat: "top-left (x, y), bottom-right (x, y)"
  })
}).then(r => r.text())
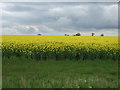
top-left (2, 57), bottom-right (118, 88)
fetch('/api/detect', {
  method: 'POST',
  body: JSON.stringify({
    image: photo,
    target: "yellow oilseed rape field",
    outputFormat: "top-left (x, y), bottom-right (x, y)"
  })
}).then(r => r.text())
top-left (2, 35), bottom-right (119, 60)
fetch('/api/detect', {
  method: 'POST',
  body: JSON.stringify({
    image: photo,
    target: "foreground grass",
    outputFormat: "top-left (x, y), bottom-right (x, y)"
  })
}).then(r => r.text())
top-left (3, 57), bottom-right (118, 88)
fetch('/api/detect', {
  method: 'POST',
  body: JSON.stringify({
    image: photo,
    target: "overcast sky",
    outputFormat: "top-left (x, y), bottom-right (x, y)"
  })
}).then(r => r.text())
top-left (0, 2), bottom-right (118, 36)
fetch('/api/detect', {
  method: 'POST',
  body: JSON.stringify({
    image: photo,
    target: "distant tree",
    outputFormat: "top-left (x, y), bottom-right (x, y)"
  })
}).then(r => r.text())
top-left (65, 34), bottom-right (67, 36)
top-left (65, 34), bottom-right (69, 36)
top-left (37, 34), bottom-right (41, 35)
top-left (92, 32), bottom-right (95, 36)
top-left (75, 33), bottom-right (81, 36)
top-left (100, 34), bottom-right (104, 36)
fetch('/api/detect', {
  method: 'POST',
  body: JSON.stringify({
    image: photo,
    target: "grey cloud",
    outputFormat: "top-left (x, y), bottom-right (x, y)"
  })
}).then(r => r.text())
top-left (2, 2), bottom-right (118, 36)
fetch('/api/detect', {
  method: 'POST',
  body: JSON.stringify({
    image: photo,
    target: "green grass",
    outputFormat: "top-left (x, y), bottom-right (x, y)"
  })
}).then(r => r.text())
top-left (2, 57), bottom-right (118, 88)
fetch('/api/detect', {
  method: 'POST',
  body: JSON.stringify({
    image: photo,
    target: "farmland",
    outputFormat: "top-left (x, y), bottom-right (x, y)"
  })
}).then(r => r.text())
top-left (2, 35), bottom-right (119, 88)
top-left (2, 35), bottom-right (119, 60)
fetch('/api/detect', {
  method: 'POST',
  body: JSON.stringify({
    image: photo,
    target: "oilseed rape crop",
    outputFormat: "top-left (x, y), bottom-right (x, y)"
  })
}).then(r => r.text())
top-left (2, 35), bottom-right (119, 60)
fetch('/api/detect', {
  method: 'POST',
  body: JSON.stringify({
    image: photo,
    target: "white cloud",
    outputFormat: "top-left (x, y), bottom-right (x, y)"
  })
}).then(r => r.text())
top-left (57, 17), bottom-right (72, 25)
top-left (25, 26), bottom-right (40, 33)
top-left (51, 7), bottom-right (64, 13)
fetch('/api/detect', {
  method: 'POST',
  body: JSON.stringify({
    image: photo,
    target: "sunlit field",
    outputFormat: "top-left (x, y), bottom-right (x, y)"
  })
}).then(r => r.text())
top-left (2, 35), bottom-right (119, 88)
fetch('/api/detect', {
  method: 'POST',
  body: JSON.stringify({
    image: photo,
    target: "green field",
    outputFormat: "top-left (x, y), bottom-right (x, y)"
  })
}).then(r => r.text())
top-left (3, 57), bottom-right (118, 88)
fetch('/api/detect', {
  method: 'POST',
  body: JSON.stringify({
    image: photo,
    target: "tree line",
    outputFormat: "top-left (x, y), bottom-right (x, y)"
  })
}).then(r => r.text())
top-left (37, 33), bottom-right (104, 36)
top-left (65, 33), bottom-right (104, 36)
